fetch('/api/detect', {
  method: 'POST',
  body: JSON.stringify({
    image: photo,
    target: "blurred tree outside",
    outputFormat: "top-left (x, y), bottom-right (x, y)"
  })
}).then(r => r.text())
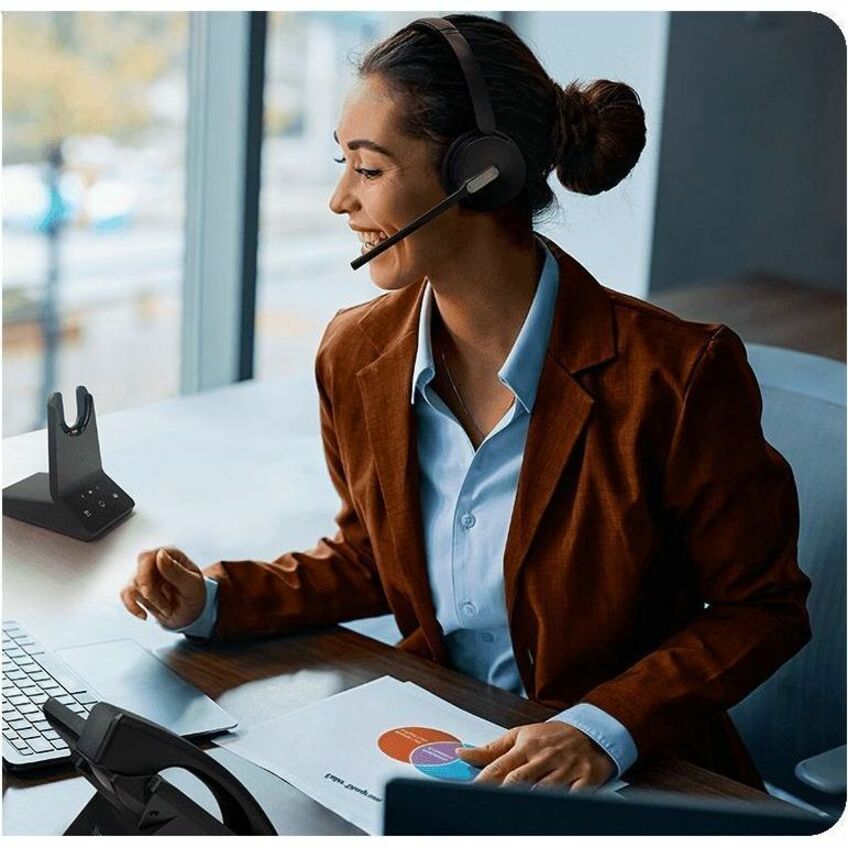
top-left (3, 11), bottom-right (189, 436)
top-left (3, 12), bottom-right (187, 164)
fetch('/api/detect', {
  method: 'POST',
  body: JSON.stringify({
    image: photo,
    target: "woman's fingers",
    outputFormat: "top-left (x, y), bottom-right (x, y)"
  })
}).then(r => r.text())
top-left (134, 549), bottom-right (173, 614)
top-left (120, 583), bottom-right (148, 620)
top-left (154, 548), bottom-right (200, 594)
top-left (131, 577), bottom-right (171, 620)
top-left (501, 758), bottom-right (555, 787)
top-left (569, 777), bottom-right (597, 792)
top-left (534, 768), bottom-right (576, 789)
top-left (121, 581), bottom-right (167, 621)
top-left (473, 747), bottom-right (527, 785)
top-left (458, 728), bottom-right (518, 766)
top-left (119, 547), bottom-right (206, 628)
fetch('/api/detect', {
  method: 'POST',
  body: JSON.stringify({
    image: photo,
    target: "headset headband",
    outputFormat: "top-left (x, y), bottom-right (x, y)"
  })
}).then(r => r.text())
top-left (407, 17), bottom-right (497, 135)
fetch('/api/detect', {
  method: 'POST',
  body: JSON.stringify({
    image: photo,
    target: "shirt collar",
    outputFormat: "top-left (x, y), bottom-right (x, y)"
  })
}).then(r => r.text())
top-left (410, 235), bottom-right (560, 413)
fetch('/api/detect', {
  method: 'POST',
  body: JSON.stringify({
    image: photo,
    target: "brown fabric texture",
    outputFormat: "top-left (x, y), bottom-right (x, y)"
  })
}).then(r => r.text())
top-left (204, 234), bottom-right (811, 787)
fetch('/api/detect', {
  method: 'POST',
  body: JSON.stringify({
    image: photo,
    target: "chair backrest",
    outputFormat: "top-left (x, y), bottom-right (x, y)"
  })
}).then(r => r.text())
top-left (729, 343), bottom-right (846, 802)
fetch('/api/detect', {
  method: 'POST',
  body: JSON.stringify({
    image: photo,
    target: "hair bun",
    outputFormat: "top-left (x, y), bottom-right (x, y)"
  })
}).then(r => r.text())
top-left (552, 79), bottom-right (646, 196)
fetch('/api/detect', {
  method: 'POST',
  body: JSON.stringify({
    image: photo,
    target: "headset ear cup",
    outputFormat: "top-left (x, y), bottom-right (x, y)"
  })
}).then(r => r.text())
top-left (441, 131), bottom-right (479, 195)
top-left (441, 131), bottom-right (526, 212)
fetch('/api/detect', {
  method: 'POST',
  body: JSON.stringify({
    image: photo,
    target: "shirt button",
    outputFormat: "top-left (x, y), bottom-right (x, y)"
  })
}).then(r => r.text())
top-left (461, 601), bottom-right (477, 618)
top-left (460, 513), bottom-right (476, 529)
top-left (481, 632), bottom-right (494, 644)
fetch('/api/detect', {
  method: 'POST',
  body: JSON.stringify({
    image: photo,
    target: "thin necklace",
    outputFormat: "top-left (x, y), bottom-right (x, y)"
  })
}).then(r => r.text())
top-left (439, 344), bottom-right (486, 441)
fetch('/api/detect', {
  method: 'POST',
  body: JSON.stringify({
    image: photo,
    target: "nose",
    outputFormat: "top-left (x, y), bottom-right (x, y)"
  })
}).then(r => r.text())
top-left (328, 169), bottom-right (358, 216)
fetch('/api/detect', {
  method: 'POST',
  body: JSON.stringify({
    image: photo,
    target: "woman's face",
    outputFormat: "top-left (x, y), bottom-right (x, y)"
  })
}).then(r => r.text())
top-left (329, 74), bottom-right (455, 291)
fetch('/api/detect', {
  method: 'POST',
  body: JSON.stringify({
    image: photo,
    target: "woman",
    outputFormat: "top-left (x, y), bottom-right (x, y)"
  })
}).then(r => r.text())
top-left (120, 14), bottom-right (811, 792)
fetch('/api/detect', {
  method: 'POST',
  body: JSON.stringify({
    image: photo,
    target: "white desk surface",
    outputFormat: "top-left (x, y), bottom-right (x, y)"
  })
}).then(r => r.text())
top-left (2, 375), bottom-right (339, 621)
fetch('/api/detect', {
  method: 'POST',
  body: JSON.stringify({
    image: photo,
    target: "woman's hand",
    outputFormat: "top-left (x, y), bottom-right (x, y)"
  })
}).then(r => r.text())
top-left (119, 547), bottom-right (206, 630)
top-left (457, 721), bottom-right (616, 790)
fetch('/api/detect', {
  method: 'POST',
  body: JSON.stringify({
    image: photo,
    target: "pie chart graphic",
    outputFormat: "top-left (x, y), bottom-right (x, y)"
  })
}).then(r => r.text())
top-left (378, 726), bottom-right (479, 782)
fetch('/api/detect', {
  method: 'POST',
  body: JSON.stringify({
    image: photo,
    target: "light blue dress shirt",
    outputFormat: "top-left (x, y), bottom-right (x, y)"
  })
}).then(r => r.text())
top-left (178, 236), bottom-right (637, 778)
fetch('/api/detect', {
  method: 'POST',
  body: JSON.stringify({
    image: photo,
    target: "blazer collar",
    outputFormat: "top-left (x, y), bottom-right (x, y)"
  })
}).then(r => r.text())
top-left (354, 233), bottom-right (617, 665)
top-left (355, 232), bottom-right (616, 376)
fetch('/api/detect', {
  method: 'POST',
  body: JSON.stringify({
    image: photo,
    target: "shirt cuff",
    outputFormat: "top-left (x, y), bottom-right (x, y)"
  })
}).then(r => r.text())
top-left (172, 576), bottom-right (219, 640)
top-left (547, 702), bottom-right (638, 779)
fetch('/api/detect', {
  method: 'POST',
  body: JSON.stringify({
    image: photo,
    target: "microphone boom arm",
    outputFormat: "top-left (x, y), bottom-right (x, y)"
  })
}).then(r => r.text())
top-left (350, 165), bottom-right (499, 270)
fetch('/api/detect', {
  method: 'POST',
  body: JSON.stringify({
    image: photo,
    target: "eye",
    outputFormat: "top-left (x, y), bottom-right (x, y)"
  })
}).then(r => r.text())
top-left (333, 157), bottom-right (381, 180)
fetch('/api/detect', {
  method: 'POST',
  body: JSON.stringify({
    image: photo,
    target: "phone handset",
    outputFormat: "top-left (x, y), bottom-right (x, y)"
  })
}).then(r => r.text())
top-left (45, 698), bottom-right (276, 836)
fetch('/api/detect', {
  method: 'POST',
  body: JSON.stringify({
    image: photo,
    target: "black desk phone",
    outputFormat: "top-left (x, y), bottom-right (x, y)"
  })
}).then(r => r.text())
top-left (2, 387), bottom-right (134, 540)
top-left (44, 698), bottom-right (276, 836)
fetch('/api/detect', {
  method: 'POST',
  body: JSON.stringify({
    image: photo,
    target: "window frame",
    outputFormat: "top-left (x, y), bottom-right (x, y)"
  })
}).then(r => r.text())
top-left (181, 11), bottom-right (266, 393)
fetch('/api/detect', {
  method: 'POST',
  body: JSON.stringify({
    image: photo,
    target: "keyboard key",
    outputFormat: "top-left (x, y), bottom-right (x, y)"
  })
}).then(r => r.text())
top-left (4, 648), bottom-right (26, 660)
top-left (33, 720), bottom-right (52, 732)
top-left (8, 695), bottom-right (28, 707)
top-left (31, 693), bottom-right (49, 706)
top-left (4, 728), bottom-right (19, 740)
top-left (9, 718), bottom-right (30, 731)
top-left (33, 654), bottom-right (87, 694)
top-left (70, 704), bottom-right (88, 715)
top-left (9, 737), bottom-right (31, 752)
top-left (20, 642), bottom-right (45, 656)
top-left (43, 686), bottom-right (65, 697)
top-left (5, 669), bottom-right (26, 681)
top-left (28, 738), bottom-right (53, 753)
top-left (17, 662), bottom-right (40, 674)
top-left (43, 729), bottom-right (60, 740)
top-left (55, 694), bottom-right (76, 706)
top-left (19, 728), bottom-right (40, 740)
top-left (29, 671), bottom-right (50, 683)
top-left (18, 703), bottom-right (41, 716)
top-left (20, 685), bottom-right (43, 697)
top-left (50, 739), bottom-right (69, 751)
top-left (2, 684), bottom-right (20, 696)
top-left (2, 707), bottom-right (20, 720)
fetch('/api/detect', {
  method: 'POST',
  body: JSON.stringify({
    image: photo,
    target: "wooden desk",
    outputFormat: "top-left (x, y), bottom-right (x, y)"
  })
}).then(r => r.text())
top-left (2, 379), bottom-right (786, 834)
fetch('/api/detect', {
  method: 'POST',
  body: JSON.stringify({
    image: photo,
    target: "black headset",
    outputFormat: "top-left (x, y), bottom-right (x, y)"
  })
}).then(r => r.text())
top-left (411, 17), bottom-right (527, 211)
top-left (350, 16), bottom-right (527, 270)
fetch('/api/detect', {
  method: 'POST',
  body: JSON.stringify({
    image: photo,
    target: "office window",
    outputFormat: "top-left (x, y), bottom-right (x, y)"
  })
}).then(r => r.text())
top-left (255, 11), bottom-right (443, 382)
top-left (2, 12), bottom-right (188, 436)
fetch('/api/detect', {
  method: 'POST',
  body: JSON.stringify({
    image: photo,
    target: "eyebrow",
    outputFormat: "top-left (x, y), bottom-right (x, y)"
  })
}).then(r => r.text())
top-left (333, 130), bottom-right (395, 159)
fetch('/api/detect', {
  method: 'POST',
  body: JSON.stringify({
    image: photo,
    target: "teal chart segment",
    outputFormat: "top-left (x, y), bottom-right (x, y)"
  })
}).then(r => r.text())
top-left (377, 726), bottom-right (480, 783)
top-left (410, 741), bottom-right (478, 781)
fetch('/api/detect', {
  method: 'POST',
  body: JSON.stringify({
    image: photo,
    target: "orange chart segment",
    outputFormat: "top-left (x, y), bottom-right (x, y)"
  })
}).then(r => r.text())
top-left (378, 727), bottom-right (460, 763)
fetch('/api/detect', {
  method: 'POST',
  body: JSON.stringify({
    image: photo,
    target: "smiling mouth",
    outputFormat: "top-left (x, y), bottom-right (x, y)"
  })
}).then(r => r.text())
top-left (358, 230), bottom-right (390, 250)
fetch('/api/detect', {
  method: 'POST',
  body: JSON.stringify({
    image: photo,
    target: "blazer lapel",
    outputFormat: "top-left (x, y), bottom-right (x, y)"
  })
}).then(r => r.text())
top-left (351, 235), bottom-right (617, 658)
top-left (355, 284), bottom-right (448, 663)
top-left (503, 235), bottom-right (618, 622)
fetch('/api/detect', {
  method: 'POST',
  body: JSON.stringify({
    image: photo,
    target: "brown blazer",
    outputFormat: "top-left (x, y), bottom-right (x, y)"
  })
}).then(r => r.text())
top-left (205, 233), bottom-right (811, 787)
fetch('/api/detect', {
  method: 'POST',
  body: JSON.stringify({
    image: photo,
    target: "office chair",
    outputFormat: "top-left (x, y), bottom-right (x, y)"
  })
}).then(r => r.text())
top-left (729, 343), bottom-right (846, 816)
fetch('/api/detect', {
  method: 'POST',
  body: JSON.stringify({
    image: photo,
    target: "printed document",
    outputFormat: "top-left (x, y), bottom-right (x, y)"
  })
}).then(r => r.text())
top-left (216, 675), bottom-right (625, 834)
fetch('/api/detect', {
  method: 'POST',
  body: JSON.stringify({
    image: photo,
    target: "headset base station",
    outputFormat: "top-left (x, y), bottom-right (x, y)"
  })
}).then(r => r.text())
top-left (2, 387), bottom-right (134, 541)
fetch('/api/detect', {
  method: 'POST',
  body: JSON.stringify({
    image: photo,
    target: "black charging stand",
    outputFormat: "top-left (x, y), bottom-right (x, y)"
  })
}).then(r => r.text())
top-left (2, 386), bottom-right (134, 541)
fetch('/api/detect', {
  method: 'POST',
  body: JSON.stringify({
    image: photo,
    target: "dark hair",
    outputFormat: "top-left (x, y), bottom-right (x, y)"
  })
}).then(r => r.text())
top-left (355, 14), bottom-right (647, 238)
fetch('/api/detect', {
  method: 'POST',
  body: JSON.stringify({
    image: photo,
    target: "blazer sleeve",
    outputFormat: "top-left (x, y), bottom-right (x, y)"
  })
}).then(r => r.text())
top-left (201, 319), bottom-right (391, 638)
top-left (581, 325), bottom-right (812, 758)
